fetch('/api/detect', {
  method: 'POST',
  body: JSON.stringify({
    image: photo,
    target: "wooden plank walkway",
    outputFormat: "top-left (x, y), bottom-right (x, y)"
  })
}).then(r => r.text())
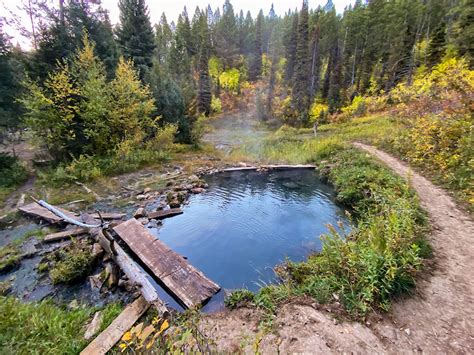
top-left (147, 208), bottom-right (183, 220)
top-left (19, 203), bottom-right (79, 224)
top-left (114, 219), bottom-right (220, 308)
top-left (80, 296), bottom-right (149, 355)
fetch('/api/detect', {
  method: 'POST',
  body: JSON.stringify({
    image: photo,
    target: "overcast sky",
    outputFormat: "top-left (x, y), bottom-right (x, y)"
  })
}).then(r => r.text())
top-left (1, 0), bottom-right (354, 48)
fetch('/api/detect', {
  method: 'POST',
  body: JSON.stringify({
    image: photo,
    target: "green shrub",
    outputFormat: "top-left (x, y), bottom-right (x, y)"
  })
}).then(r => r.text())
top-left (49, 240), bottom-right (96, 285)
top-left (0, 153), bottom-right (27, 188)
top-left (224, 289), bottom-right (254, 309)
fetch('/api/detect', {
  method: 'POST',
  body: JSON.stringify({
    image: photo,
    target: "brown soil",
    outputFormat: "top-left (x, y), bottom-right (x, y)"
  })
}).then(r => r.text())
top-left (199, 143), bottom-right (474, 353)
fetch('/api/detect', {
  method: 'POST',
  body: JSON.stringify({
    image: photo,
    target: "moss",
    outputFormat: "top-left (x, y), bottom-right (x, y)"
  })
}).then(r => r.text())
top-left (0, 245), bottom-right (21, 274)
top-left (49, 240), bottom-right (96, 285)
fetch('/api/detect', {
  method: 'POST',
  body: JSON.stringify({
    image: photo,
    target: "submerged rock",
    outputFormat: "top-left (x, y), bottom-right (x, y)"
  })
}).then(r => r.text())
top-left (133, 207), bottom-right (147, 219)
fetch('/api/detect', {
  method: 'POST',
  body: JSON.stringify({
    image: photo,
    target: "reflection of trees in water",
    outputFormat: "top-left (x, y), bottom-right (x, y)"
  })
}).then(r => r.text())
top-left (204, 170), bottom-right (337, 209)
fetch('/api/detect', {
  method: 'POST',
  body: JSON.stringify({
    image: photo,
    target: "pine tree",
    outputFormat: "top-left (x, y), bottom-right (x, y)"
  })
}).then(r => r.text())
top-left (197, 12), bottom-right (212, 115)
top-left (284, 13), bottom-right (298, 82)
top-left (116, 0), bottom-right (156, 80)
top-left (214, 0), bottom-right (239, 68)
top-left (426, 21), bottom-right (446, 68)
top-left (0, 26), bottom-right (23, 141)
top-left (249, 10), bottom-right (263, 81)
top-left (452, 0), bottom-right (474, 67)
top-left (292, 1), bottom-right (311, 124)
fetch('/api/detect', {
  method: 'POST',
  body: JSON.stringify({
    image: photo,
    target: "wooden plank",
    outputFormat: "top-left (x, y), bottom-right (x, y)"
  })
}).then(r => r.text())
top-left (43, 228), bottom-right (88, 243)
top-left (114, 219), bottom-right (220, 308)
top-left (80, 296), bottom-right (149, 355)
top-left (91, 212), bottom-right (126, 220)
top-left (19, 203), bottom-right (78, 224)
top-left (95, 230), bottom-right (168, 314)
top-left (221, 164), bottom-right (316, 173)
top-left (148, 208), bottom-right (183, 220)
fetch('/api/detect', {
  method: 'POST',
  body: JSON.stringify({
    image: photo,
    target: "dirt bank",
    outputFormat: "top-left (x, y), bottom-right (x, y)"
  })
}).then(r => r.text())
top-left (199, 143), bottom-right (474, 353)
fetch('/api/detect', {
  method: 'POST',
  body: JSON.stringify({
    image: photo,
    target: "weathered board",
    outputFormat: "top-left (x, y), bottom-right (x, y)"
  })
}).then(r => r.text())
top-left (147, 208), bottom-right (183, 220)
top-left (113, 219), bottom-right (220, 308)
top-left (95, 230), bottom-right (168, 314)
top-left (43, 227), bottom-right (88, 243)
top-left (19, 203), bottom-right (78, 224)
top-left (90, 212), bottom-right (126, 220)
top-left (221, 164), bottom-right (316, 172)
top-left (80, 296), bottom-right (149, 355)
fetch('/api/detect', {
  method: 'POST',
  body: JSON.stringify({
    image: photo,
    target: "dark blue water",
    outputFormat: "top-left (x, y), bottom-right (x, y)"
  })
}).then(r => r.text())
top-left (148, 169), bottom-right (350, 311)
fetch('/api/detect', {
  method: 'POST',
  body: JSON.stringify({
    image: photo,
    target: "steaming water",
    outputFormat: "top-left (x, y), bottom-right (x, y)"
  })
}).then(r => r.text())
top-left (148, 169), bottom-right (350, 311)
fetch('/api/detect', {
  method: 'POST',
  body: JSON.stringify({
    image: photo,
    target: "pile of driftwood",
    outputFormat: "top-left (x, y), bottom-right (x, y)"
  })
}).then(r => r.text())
top-left (19, 200), bottom-right (220, 355)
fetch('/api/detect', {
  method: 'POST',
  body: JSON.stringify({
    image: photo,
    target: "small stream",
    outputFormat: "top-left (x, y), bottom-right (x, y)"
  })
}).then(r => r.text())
top-left (147, 169), bottom-right (351, 311)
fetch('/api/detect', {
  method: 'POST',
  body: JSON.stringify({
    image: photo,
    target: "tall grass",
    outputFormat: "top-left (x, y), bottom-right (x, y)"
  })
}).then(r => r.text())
top-left (0, 297), bottom-right (122, 354)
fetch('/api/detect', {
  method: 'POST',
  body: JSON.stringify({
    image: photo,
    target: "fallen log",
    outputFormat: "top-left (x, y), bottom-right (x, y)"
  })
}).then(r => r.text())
top-left (114, 219), bottom-right (220, 308)
top-left (43, 228), bottom-right (88, 243)
top-left (80, 296), bottom-right (149, 355)
top-left (96, 230), bottom-right (168, 314)
top-left (147, 208), bottom-right (183, 220)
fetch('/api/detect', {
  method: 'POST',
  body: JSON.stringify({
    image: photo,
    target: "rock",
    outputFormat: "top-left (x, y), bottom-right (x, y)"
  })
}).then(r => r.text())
top-left (143, 187), bottom-right (152, 194)
top-left (133, 207), bottom-right (147, 219)
top-left (84, 311), bottom-right (103, 340)
top-left (68, 299), bottom-right (79, 310)
top-left (136, 194), bottom-right (146, 201)
top-left (89, 273), bottom-right (104, 291)
top-left (92, 243), bottom-right (104, 259)
top-left (104, 262), bottom-right (119, 288)
top-left (188, 174), bottom-right (200, 182)
top-left (404, 328), bottom-right (411, 336)
top-left (169, 199), bottom-right (180, 208)
top-left (191, 187), bottom-right (205, 194)
top-left (136, 217), bottom-right (149, 225)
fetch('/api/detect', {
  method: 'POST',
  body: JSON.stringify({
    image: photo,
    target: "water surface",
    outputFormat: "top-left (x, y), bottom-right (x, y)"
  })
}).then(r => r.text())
top-left (149, 169), bottom-right (350, 311)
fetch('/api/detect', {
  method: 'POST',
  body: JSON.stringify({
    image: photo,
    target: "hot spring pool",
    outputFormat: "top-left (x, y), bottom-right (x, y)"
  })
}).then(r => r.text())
top-left (147, 169), bottom-right (350, 311)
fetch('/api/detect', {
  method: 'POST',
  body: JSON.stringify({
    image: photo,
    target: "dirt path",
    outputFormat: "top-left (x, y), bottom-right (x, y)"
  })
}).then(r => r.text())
top-left (200, 143), bottom-right (474, 353)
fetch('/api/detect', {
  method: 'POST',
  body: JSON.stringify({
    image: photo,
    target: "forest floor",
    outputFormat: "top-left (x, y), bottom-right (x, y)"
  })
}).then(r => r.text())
top-left (198, 116), bottom-right (474, 353)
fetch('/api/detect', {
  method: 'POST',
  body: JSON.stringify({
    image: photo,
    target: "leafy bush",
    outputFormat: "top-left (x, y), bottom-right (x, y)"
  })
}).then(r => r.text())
top-left (339, 95), bottom-right (367, 121)
top-left (211, 95), bottom-right (222, 114)
top-left (0, 153), bottom-right (27, 188)
top-left (224, 289), bottom-right (254, 309)
top-left (390, 57), bottom-right (474, 208)
top-left (219, 68), bottom-right (241, 93)
top-left (309, 102), bottom-right (329, 124)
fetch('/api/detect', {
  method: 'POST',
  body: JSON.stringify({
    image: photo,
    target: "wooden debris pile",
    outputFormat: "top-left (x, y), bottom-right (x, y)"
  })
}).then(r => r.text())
top-left (19, 199), bottom-right (220, 354)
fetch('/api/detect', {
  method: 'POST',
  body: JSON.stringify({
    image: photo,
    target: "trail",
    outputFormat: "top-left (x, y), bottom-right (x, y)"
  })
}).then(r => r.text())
top-left (200, 142), bottom-right (474, 353)
top-left (353, 142), bottom-right (474, 353)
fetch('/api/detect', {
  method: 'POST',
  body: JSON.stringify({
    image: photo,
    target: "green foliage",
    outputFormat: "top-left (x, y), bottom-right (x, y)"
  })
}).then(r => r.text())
top-left (391, 58), bottom-right (474, 208)
top-left (0, 245), bottom-right (21, 274)
top-left (211, 95), bottom-right (222, 113)
top-left (224, 289), bottom-right (254, 309)
top-left (219, 68), bottom-right (241, 93)
top-left (116, 0), bottom-right (155, 78)
top-left (0, 153), bottom-right (27, 188)
top-left (49, 240), bottom-right (96, 285)
top-left (0, 297), bottom-right (122, 354)
top-left (340, 95), bottom-right (367, 120)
